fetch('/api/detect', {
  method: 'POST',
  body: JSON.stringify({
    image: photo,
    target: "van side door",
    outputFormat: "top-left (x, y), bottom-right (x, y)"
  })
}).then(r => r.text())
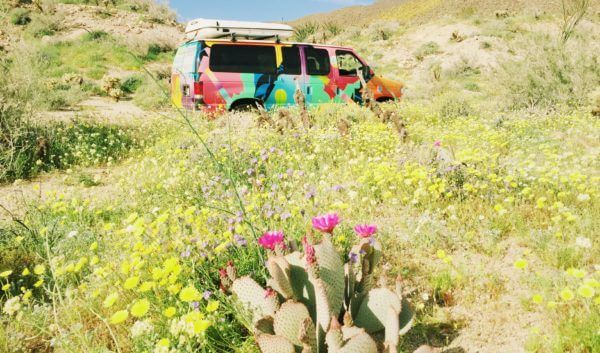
top-left (333, 50), bottom-right (365, 104)
top-left (264, 45), bottom-right (303, 108)
top-left (301, 46), bottom-right (336, 106)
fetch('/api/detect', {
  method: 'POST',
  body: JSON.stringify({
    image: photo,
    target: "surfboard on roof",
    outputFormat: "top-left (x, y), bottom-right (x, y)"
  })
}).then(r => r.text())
top-left (185, 18), bottom-right (294, 41)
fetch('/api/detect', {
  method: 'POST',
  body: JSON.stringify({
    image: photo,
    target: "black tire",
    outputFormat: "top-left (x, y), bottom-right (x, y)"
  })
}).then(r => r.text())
top-left (231, 100), bottom-right (261, 112)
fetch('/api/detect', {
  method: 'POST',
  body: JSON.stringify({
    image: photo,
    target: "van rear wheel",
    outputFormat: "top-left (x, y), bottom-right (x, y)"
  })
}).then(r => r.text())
top-left (231, 100), bottom-right (262, 112)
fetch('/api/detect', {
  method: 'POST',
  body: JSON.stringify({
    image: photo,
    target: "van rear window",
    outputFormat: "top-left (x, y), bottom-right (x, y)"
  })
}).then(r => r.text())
top-left (210, 45), bottom-right (276, 74)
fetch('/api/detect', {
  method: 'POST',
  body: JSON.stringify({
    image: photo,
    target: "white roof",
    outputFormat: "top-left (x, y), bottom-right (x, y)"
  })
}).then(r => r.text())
top-left (185, 18), bottom-right (294, 41)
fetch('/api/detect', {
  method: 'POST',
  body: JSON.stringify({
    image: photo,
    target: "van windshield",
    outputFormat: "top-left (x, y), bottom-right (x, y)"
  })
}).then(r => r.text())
top-left (210, 45), bottom-right (276, 74)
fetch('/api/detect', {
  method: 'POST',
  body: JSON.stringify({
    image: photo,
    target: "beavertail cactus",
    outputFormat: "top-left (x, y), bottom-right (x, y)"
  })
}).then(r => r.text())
top-left (231, 276), bottom-right (280, 324)
top-left (227, 215), bottom-right (414, 353)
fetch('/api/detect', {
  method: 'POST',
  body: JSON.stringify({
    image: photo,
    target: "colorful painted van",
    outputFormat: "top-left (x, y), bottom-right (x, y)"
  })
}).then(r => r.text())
top-left (171, 39), bottom-right (403, 112)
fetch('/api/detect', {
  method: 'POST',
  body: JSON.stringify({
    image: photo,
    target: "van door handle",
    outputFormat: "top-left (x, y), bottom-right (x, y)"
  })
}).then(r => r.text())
top-left (306, 86), bottom-right (311, 95)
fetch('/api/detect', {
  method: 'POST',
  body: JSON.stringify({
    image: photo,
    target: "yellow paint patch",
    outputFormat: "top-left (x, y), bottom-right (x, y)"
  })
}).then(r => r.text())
top-left (275, 89), bottom-right (287, 104)
top-left (171, 75), bottom-right (183, 108)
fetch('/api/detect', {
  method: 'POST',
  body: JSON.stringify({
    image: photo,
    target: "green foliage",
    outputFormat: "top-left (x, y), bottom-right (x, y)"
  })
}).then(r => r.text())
top-left (121, 74), bottom-right (144, 94)
top-left (83, 30), bottom-right (110, 41)
top-left (294, 22), bottom-right (319, 42)
top-left (24, 12), bottom-right (60, 38)
top-left (499, 36), bottom-right (600, 110)
top-left (323, 21), bottom-right (342, 37)
top-left (132, 77), bottom-right (169, 110)
top-left (0, 119), bottom-right (146, 182)
top-left (9, 7), bottom-right (31, 25)
top-left (144, 42), bottom-right (174, 61)
top-left (414, 41), bottom-right (441, 61)
top-left (433, 93), bottom-right (474, 119)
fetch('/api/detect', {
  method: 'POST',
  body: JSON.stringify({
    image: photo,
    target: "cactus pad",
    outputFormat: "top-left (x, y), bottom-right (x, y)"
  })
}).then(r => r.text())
top-left (273, 301), bottom-right (316, 349)
top-left (267, 256), bottom-right (294, 299)
top-left (354, 288), bottom-right (401, 333)
top-left (232, 276), bottom-right (280, 323)
top-left (256, 334), bottom-right (296, 353)
top-left (314, 237), bottom-right (345, 319)
top-left (338, 330), bottom-right (378, 353)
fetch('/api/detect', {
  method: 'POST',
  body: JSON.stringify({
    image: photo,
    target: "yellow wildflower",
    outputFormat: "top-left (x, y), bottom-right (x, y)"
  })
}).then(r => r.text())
top-left (124, 276), bottom-right (140, 290)
top-left (514, 259), bottom-right (527, 270)
top-left (33, 265), bottom-right (45, 275)
top-left (560, 288), bottom-right (575, 302)
top-left (577, 285), bottom-right (594, 299)
top-left (103, 293), bottom-right (119, 308)
top-left (131, 299), bottom-right (150, 318)
top-left (206, 300), bottom-right (219, 313)
top-left (109, 310), bottom-right (129, 324)
top-left (179, 285), bottom-right (201, 302)
top-left (163, 307), bottom-right (176, 318)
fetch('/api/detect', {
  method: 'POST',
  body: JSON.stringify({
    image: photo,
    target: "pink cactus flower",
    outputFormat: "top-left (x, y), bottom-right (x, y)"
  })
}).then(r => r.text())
top-left (258, 231), bottom-right (285, 250)
top-left (354, 224), bottom-right (378, 238)
top-left (434, 140), bottom-right (442, 147)
top-left (264, 287), bottom-right (276, 298)
top-left (312, 213), bottom-right (340, 234)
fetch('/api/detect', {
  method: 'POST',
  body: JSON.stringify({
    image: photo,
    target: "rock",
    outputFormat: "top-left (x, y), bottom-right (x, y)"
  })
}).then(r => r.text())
top-left (413, 345), bottom-right (442, 353)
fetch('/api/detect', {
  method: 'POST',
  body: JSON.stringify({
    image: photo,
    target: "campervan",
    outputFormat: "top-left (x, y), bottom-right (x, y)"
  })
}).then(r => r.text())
top-left (171, 19), bottom-right (403, 111)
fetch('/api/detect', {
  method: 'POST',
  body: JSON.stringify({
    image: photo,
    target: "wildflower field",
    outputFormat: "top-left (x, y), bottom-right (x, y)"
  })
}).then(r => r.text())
top-left (1, 102), bottom-right (598, 353)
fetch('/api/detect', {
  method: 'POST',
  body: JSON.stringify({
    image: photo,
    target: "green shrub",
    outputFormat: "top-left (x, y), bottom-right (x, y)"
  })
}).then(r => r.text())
top-left (294, 22), bottom-right (319, 42)
top-left (324, 21), bottom-right (342, 36)
top-left (9, 8), bottom-right (31, 25)
top-left (83, 30), bottom-right (110, 41)
top-left (24, 13), bottom-right (60, 38)
top-left (414, 41), bottom-right (441, 61)
top-left (145, 42), bottom-right (173, 61)
top-left (132, 77), bottom-right (169, 110)
top-left (0, 118), bottom-right (145, 183)
top-left (120, 75), bottom-right (143, 94)
top-left (434, 93), bottom-right (474, 119)
top-left (498, 35), bottom-right (600, 110)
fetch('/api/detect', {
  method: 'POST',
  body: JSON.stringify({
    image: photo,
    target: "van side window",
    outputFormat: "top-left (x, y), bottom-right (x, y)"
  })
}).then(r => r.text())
top-left (281, 46), bottom-right (301, 75)
top-left (210, 45), bottom-right (276, 74)
top-left (305, 47), bottom-right (330, 76)
top-left (336, 50), bottom-right (363, 77)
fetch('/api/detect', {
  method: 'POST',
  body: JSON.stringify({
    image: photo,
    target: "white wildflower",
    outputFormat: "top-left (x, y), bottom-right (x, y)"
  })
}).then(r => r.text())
top-left (575, 237), bottom-right (592, 249)
top-left (3, 297), bottom-right (21, 316)
top-left (130, 320), bottom-right (154, 338)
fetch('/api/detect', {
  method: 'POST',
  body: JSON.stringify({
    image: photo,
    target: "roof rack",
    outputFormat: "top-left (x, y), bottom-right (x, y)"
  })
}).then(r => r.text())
top-left (185, 19), bottom-right (294, 42)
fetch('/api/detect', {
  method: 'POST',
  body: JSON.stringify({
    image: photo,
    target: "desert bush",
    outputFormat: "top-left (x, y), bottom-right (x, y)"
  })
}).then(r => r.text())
top-left (0, 117), bottom-right (146, 182)
top-left (83, 29), bottom-right (110, 41)
top-left (433, 92), bottom-right (474, 119)
top-left (120, 74), bottom-right (143, 94)
top-left (132, 76), bottom-right (169, 110)
top-left (323, 21), bottom-right (342, 37)
top-left (560, 0), bottom-right (591, 43)
top-left (294, 22), bottom-right (319, 42)
top-left (414, 41), bottom-right (441, 61)
top-left (1, 56), bottom-right (137, 177)
top-left (366, 21), bottom-right (397, 41)
top-left (24, 12), bottom-right (60, 37)
top-left (498, 35), bottom-right (600, 110)
top-left (9, 7), bottom-right (31, 25)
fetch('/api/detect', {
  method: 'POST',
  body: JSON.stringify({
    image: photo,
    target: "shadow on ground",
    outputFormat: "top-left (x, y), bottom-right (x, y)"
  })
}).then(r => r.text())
top-left (400, 320), bottom-right (465, 352)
